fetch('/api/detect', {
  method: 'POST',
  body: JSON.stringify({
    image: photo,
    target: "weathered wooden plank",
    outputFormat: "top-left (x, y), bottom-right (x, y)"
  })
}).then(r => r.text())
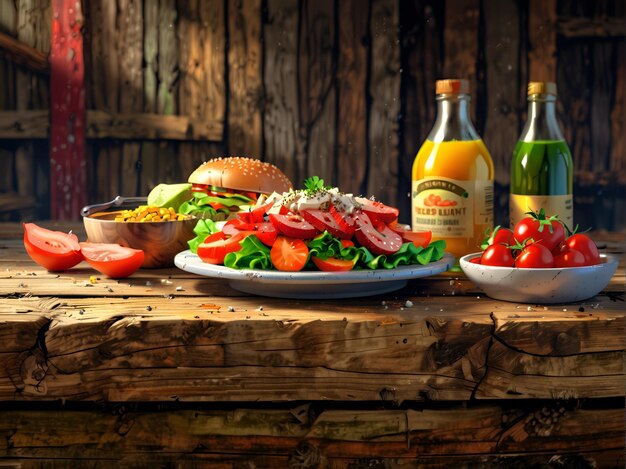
top-left (482, 0), bottom-right (521, 186)
top-left (263, 0), bottom-right (303, 183)
top-left (0, 5), bottom-right (16, 214)
top-left (299, 0), bottom-right (336, 184)
top-left (0, 406), bottom-right (623, 466)
top-left (337, 0), bottom-right (369, 196)
top-left (0, 29), bottom-right (47, 73)
top-left (0, 110), bottom-right (223, 140)
top-left (228, 0), bottom-right (262, 157)
top-left (50, 0), bottom-right (87, 220)
top-left (590, 40), bottom-right (614, 174)
top-left (528, 0), bottom-right (557, 82)
top-left (557, 16), bottom-right (626, 38)
top-left (443, 0), bottom-right (480, 122)
top-left (400, 0), bottom-right (442, 222)
top-left (611, 41), bottom-right (625, 176)
top-left (367, 0), bottom-right (401, 205)
top-left (117, 0), bottom-right (143, 196)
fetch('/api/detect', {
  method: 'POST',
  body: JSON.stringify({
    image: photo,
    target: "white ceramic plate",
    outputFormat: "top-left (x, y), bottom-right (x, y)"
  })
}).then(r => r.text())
top-left (460, 252), bottom-right (618, 304)
top-left (175, 251), bottom-right (454, 299)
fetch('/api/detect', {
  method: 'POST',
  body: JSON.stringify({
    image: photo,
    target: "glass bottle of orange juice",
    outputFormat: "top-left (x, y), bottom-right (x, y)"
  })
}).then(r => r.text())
top-left (411, 79), bottom-right (494, 263)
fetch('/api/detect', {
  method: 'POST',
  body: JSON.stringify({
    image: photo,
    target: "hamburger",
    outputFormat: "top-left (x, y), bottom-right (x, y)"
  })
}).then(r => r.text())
top-left (180, 157), bottom-right (293, 221)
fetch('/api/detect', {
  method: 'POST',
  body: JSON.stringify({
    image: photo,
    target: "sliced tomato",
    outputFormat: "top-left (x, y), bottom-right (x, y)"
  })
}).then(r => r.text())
top-left (270, 236), bottom-right (309, 271)
top-left (23, 223), bottom-right (84, 271)
top-left (222, 219), bottom-right (277, 246)
top-left (269, 213), bottom-right (320, 239)
top-left (340, 239), bottom-right (354, 248)
top-left (301, 209), bottom-right (354, 239)
top-left (389, 223), bottom-right (432, 248)
top-left (355, 197), bottom-right (399, 224)
top-left (197, 233), bottom-right (244, 264)
top-left (79, 242), bottom-right (144, 278)
top-left (311, 256), bottom-right (356, 272)
top-left (353, 212), bottom-right (403, 255)
top-left (238, 202), bottom-right (274, 224)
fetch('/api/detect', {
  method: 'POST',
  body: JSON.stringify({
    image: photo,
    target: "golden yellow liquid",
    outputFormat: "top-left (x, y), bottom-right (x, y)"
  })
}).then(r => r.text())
top-left (412, 139), bottom-right (494, 261)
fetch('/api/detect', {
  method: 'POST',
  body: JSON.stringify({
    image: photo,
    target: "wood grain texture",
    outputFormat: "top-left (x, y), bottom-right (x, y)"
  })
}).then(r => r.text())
top-left (337, 0), bottom-right (368, 196)
top-left (400, 0), bottom-right (442, 222)
top-left (117, 0), bottom-right (143, 196)
top-left (263, 0), bottom-right (303, 181)
top-left (610, 40), bottom-right (625, 175)
top-left (299, 0), bottom-right (336, 184)
top-left (0, 3), bottom-right (16, 214)
top-left (0, 30), bottom-right (48, 73)
top-left (482, 0), bottom-right (521, 185)
top-left (367, 0), bottom-right (401, 205)
top-left (528, 0), bottom-right (557, 82)
top-left (590, 40), bottom-right (614, 174)
top-left (443, 0), bottom-right (480, 121)
top-left (0, 406), bottom-right (623, 466)
top-left (228, 0), bottom-right (262, 157)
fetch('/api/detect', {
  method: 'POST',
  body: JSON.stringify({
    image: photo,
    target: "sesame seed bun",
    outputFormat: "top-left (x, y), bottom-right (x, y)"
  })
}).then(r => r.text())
top-left (188, 157), bottom-right (293, 194)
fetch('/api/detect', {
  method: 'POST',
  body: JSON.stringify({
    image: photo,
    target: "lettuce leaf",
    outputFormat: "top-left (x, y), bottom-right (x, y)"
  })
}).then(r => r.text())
top-left (188, 219), bottom-right (218, 254)
top-left (224, 236), bottom-right (272, 270)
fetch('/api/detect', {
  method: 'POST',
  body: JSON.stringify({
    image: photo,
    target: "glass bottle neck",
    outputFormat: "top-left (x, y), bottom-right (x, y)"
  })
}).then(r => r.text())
top-left (427, 94), bottom-right (480, 142)
top-left (519, 96), bottom-right (564, 142)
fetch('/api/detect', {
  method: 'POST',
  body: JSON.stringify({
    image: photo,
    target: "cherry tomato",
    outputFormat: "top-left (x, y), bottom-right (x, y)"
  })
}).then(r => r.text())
top-left (515, 243), bottom-right (555, 268)
top-left (554, 248), bottom-right (586, 268)
top-left (565, 234), bottom-right (600, 266)
top-left (197, 233), bottom-right (244, 264)
top-left (488, 227), bottom-right (515, 246)
top-left (311, 256), bottom-right (356, 272)
top-left (79, 242), bottom-right (144, 278)
top-left (23, 223), bottom-right (84, 271)
top-left (469, 257), bottom-right (482, 264)
top-left (222, 219), bottom-right (278, 246)
top-left (480, 243), bottom-right (515, 267)
top-left (270, 236), bottom-right (309, 272)
top-left (513, 216), bottom-right (565, 252)
top-left (353, 212), bottom-right (403, 256)
top-left (355, 197), bottom-right (399, 224)
top-left (269, 213), bottom-right (319, 239)
top-left (301, 209), bottom-right (354, 239)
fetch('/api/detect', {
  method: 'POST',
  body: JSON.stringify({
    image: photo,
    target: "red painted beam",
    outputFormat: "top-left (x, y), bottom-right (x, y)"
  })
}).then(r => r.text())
top-left (50, 0), bottom-right (86, 220)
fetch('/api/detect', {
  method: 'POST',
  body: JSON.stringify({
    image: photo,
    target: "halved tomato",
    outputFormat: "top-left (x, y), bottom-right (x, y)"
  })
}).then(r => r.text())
top-left (311, 256), bottom-right (355, 272)
top-left (353, 212), bottom-right (403, 255)
top-left (355, 197), bottom-right (399, 224)
top-left (270, 236), bottom-right (309, 271)
top-left (79, 242), bottom-right (144, 278)
top-left (23, 223), bottom-right (83, 271)
top-left (222, 219), bottom-right (278, 246)
top-left (301, 209), bottom-right (354, 239)
top-left (197, 232), bottom-right (244, 264)
top-left (269, 213), bottom-right (319, 239)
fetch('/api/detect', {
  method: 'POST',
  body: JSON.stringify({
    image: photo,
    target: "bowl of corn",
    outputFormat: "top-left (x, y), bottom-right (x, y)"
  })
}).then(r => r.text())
top-left (82, 196), bottom-right (197, 268)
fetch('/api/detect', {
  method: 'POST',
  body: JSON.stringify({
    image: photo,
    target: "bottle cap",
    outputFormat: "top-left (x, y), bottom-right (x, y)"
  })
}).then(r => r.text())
top-left (436, 79), bottom-right (469, 95)
top-left (528, 82), bottom-right (557, 96)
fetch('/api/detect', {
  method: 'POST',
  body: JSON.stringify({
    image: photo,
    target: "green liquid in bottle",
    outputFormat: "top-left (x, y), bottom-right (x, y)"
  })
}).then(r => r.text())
top-left (510, 140), bottom-right (573, 195)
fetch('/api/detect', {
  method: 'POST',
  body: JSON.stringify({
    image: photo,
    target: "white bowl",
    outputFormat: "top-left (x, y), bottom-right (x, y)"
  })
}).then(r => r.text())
top-left (460, 252), bottom-right (618, 304)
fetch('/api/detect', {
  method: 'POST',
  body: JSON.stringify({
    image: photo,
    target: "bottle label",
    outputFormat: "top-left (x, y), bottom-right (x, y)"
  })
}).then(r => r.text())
top-left (412, 177), bottom-right (493, 238)
top-left (509, 194), bottom-right (573, 228)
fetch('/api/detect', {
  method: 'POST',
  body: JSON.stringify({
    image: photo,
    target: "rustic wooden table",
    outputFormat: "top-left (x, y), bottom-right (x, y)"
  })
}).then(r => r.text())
top-left (0, 222), bottom-right (624, 468)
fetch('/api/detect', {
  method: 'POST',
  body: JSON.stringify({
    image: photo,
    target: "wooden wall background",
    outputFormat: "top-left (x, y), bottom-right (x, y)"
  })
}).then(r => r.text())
top-left (0, 0), bottom-right (624, 230)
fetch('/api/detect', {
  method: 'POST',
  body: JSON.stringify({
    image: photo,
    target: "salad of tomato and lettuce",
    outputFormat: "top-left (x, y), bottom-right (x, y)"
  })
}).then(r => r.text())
top-left (188, 177), bottom-right (446, 272)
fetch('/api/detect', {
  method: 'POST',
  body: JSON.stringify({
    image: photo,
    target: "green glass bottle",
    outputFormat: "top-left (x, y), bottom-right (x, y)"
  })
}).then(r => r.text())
top-left (510, 82), bottom-right (573, 228)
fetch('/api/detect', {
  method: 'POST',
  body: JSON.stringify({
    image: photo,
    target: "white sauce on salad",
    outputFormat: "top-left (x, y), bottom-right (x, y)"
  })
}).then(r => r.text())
top-left (261, 187), bottom-right (362, 215)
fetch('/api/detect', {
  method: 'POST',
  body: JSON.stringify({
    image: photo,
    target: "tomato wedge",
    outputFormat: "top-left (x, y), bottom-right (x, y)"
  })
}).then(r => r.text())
top-left (79, 242), bottom-right (144, 278)
top-left (23, 223), bottom-right (83, 271)
top-left (269, 213), bottom-right (319, 239)
top-left (311, 256), bottom-right (355, 272)
top-left (197, 232), bottom-right (245, 264)
top-left (353, 212), bottom-right (403, 255)
top-left (222, 219), bottom-right (278, 246)
top-left (301, 208), bottom-right (354, 239)
top-left (355, 197), bottom-right (399, 224)
top-left (270, 236), bottom-right (309, 272)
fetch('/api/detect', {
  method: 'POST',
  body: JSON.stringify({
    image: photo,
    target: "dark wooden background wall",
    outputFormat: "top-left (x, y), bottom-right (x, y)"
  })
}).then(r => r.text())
top-left (0, 0), bottom-right (624, 230)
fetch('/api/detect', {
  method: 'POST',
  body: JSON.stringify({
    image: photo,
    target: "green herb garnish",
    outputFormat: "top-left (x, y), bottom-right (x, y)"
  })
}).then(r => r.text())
top-left (303, 176), bottom-right (331, 195)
